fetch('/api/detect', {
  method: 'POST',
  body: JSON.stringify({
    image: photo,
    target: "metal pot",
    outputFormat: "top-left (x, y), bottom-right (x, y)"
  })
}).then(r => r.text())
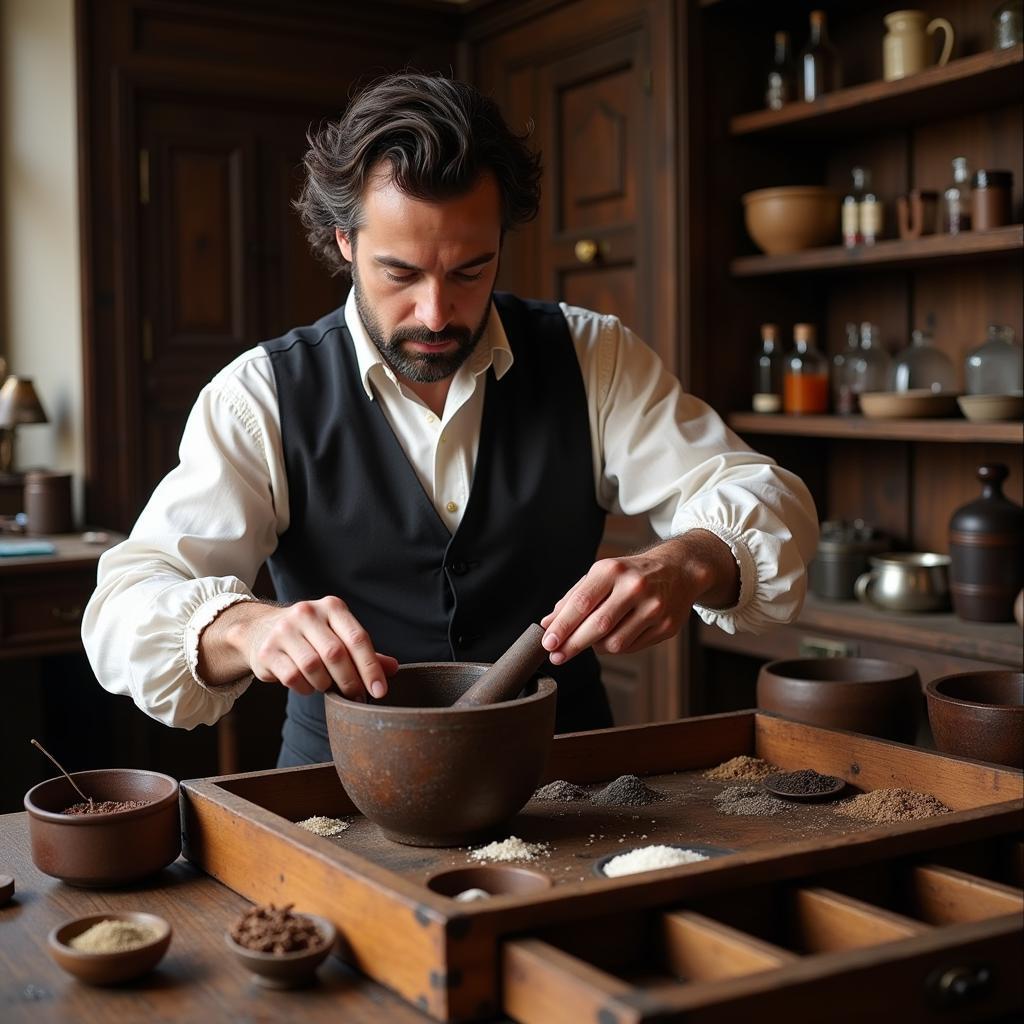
top-left (809, 520), bottom-right (890, 600)
top-left (854, 552), bottom-right (951, 612)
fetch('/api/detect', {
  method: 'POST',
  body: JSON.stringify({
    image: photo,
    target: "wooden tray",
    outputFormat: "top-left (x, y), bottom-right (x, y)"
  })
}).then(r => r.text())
top-left (181, 711), bottom-right (1023, 1021)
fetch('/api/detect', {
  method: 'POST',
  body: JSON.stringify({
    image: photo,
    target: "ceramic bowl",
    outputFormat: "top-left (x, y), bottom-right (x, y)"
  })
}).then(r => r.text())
top-left (24, 769), bottom-right (180, 887)
top-left (225, 912), bottom-right (336, 989)
top-left (325, 663), bottom-right (556, 847)
top-left (48, 911), bottom-right (171, 984)
top-left (757, 657), bottom-right (923, 743)
top-left (925, 671), bottom-right (1024, 768)
top-left (860, 390), bottom-right (961, 419)
top-left (957, 394), bottom-right (1024, 423)
top-left (741, 186), bottom-right (840, 254)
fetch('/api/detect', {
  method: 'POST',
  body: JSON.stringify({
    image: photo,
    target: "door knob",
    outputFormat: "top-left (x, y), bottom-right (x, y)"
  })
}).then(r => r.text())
top-left (574, 239), bottom-right (601, 264)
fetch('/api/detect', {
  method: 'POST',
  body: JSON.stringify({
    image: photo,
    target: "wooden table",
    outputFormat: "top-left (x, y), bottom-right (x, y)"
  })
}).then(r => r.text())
top-left (0, 812), bottom-right (434, 1023)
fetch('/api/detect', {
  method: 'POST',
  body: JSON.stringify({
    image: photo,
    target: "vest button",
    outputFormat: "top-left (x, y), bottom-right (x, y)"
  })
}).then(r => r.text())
top-left (450, 560), bottom-right (469, 575)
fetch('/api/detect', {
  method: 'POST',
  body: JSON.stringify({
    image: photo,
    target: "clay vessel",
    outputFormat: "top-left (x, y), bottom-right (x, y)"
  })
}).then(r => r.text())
top-left (742, 186), bottom-right (840, 254)
top-left (925, 671), bottom-right (1023, 768)
top-left (48, 911), bottom-right (171, 984)
top-left (224, 913), bottom-right (335, 989)
top-left (24, 769), bottom-right (180, 886)
top-left (949, 463), bottom-right (1024, 622)
top-left (325, 663), bottom-right (556, 847)
top-left (757, 657), bottom-right (922, 743)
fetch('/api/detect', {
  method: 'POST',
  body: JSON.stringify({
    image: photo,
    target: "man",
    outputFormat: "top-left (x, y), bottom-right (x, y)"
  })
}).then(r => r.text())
top-left (82, 73), bottom-right (818, 767)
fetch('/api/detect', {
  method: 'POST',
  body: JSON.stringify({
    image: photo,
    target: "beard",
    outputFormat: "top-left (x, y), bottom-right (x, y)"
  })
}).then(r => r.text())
top-left (351, 264), bottom-right (491, 384)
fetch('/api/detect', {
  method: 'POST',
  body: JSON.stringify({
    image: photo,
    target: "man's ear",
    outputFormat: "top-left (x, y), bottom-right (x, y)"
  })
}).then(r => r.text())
top-left (335, 228), bottom-right (353, 263)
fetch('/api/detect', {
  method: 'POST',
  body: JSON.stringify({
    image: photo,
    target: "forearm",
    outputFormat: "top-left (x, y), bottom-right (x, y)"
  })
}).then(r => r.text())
top-left (656, 529), bottom-right (741, 610)
top-left (197, 599), bottom-right (277, 686)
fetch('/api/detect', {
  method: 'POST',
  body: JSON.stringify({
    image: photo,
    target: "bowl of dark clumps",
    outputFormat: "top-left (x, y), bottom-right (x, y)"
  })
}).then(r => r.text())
top-left (757, 657), bottom-right (922, 743)
top-left (925, 671), bottom-right (1024, 769)
top-left (226, 904), bottom-right (336, 989)
top-left (48, 911), bottom-right (172, 985)
top-left (24, 769), bottom-right (180, 886)
top-left (325, 662), bottom-right (556, 847)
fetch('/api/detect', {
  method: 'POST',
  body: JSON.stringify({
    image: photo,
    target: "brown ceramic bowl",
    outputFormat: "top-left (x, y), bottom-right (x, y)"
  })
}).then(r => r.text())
top-left (48, 911), bottom-right (171, 984)
top-left (24, 769), bottom-right (180, 887)
top-left (860, 390), bottom-right (961, 419)
top-left (225, 912), bottom-right (336, 989)
top-left (757, 657), bottom-right (922, 743)
top-left (325, 663), bottom-right (557, 847)
top-left (741, 186), bottom-right (841, 254)
top-left (925, 671), bottom-right (1024, 768)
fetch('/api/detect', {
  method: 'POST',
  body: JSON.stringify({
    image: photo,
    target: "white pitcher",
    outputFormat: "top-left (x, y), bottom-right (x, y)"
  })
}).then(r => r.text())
top-left (883, 9), bottom-right (955, 81)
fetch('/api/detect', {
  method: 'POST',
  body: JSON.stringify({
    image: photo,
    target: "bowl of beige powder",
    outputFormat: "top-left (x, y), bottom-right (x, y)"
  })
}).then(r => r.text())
top-left (48, 911), bottom-right (171, 984)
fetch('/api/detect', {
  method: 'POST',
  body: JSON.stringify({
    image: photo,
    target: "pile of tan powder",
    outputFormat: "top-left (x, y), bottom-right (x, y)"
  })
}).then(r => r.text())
top-left (836, 788), bottom-right (950, 824)
top-left (229, 903), bottom-right (324, 954)
top-left (69, 919), bottom-right (159, 953)
top-left (296, 815), bottom-right (350, 837)
top-left (704, 756), bottom-right (778, 782)
top-left (62, 799), bottom-right (151, 815)
top-left (468, 836), bottom-right (550, 863)
top-left (714, 784), bottom-right (789, 816)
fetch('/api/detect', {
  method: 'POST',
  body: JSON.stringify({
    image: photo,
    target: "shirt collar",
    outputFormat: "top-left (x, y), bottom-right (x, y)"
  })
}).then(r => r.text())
top-left (343, 289), bottom-right (514, 401)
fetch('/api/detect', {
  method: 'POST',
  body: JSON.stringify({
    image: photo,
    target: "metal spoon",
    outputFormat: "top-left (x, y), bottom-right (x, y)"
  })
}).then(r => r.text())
top-left (30, 738), bottom-right (93, 810)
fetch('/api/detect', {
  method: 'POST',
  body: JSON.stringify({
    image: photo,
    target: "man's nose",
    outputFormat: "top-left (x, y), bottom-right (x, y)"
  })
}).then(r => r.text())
top-left (414, 282), bottom-right (452, 334)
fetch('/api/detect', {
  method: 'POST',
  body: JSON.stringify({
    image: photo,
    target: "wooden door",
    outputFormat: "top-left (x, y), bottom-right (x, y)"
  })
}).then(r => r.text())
top-left (467, 0), bottom-right (681, 725)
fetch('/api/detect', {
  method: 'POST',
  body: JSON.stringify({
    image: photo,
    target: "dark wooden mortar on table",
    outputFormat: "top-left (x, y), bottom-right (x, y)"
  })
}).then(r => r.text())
top-left (325, 626), bottom-right (557, 847)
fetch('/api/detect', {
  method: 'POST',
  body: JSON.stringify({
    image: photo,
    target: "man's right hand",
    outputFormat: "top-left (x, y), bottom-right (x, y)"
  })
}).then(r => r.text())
top-left (197, 597), bottom-right (397, 700)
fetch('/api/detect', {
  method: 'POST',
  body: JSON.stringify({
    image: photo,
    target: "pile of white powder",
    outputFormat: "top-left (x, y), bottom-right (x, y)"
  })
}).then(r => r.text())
top-left (601, 845), bottom-right (708, 877)
top-left (468, 836), bottom-right (550, 863)
top-left (296, 815), bottom-right (350, 837)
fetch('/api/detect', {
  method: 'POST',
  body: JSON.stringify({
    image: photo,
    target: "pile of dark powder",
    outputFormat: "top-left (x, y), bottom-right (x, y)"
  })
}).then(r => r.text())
top-left (230, 903), bottom-right (324, 954)
top-left (593, 774), bottom-right (667, 807)
top-left (533, 780), bottom-right (591, 802)
top-left (714, 784), bottom-right (789, 817)
top-left (767, 769), bottom-right (842, 796)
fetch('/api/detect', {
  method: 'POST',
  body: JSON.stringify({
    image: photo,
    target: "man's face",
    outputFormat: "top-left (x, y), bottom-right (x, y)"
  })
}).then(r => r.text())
top-left (337, 167), bottom-right (501, 385)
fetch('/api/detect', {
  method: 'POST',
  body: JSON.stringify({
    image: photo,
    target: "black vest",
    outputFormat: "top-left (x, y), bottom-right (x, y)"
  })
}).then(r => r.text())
top-left (263, 293), bottom-right (609, 766)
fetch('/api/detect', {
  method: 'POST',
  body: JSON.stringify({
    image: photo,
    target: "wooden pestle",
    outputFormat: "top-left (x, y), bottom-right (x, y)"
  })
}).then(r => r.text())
top-left (452, 623), bottom-right (550, 708)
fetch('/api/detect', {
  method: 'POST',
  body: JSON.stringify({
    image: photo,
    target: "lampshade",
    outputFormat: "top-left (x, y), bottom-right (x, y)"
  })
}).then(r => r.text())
top-left (0, 376), bottom-right (48, 428)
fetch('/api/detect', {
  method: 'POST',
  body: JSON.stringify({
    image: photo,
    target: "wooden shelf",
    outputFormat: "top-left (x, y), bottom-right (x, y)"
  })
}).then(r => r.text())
top-left (731, 225), bottom-right (1023, 277)
top-left (730, 45), bottom-right (1024, 138)
top-left (728, 413), bottom-right (1023, 445)
top-left (701, 594), bottom-right (1024, 668)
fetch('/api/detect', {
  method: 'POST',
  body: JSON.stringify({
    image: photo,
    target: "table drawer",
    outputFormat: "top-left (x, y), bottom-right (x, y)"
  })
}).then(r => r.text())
top-left (0, 574), bottom-right (94, 651)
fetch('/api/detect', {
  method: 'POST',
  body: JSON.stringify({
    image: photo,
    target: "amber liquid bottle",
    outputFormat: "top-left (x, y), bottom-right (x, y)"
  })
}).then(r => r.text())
top-left (784, 323), bottom-right (830, 414)
top-left (799, 9), bottom-right (842, 102)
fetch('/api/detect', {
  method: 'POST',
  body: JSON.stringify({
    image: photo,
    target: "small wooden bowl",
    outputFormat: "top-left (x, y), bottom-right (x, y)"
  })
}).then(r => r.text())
top-left (426, 865), bottom-right (552, 899)
top-left (926, 671), bottom-right (1024, 768)
top-left (741, 185), bottom-right (840, 254)
top-left (48, 912), bottom-right (171, 985)
top-left (762, 772), bottom-right (846, 802)
top-left (225, 913), bottom-right (336, 989)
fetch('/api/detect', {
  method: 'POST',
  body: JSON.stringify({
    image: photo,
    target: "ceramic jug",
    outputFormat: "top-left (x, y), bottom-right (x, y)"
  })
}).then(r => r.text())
top-left (883, 10), bottom-right (955, 81)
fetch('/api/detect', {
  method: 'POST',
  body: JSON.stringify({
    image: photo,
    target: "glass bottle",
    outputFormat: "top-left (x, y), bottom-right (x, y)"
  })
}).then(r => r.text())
top-left (753, 323), bottom-right (784, 412)
top-left (891, 328), bottom-right (957, 393)
top-left (847, 322), bottom-right (893, 408)
top-left (965, 324), bottom-right (1024, 395)
top-left (799, 10), bottom-right (842, 102)
top-left (993, 0), bottom-right (1024, 49)
top-left (943, 157), bottom-right (972, 235)
top-left (842, 169), bottom-right (866, 248)
top-left (765, 31), bottom-right (795, 111)
top-left (832, 322), bottom-right (860, 414)
top-left (784, 323), bottom-right (830, 414)
top-left (859, 174), bottom-right (883, 245)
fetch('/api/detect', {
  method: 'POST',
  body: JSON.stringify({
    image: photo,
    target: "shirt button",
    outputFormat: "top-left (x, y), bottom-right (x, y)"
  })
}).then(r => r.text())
top-left (425, 413), bottom-right (437, 424)
top-left (450, 560), bottom-right (468, 575)
top-left (446, 501), bottom-right (458, 513)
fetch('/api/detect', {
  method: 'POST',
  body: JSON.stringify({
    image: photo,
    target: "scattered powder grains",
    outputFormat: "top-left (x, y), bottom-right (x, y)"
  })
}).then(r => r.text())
top-left (533, 780), bottom-right (591, 802)
top-left (602, 845), bottom-right (709, 877)
top-left (230, 903), bottom-right (323, 954)
top-left (714, 784), bottom-right (789, 817)
top-left (593, 774), bottom-right (666, 807)
top-left (837, 789), bottom-right (950, 824)
top-left (704, 756), bottom-right (777, 782)
top-left (296, 815), bottom-right (350, 837)
top-left (468, 836), bottom-right (550, 863)
top-left (62, 799), bottom-right (151, 815)
top-left (69, 920), bottom-right (159, 953)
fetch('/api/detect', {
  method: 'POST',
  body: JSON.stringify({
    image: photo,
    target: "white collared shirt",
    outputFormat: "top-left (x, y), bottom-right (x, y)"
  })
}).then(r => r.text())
top-left (81, 291), bottom-right (818, 729)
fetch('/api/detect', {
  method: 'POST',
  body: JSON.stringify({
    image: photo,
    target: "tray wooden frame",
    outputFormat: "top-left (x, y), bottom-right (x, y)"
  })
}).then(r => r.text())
top-left (180, 711), bottom-right (1023, 1020)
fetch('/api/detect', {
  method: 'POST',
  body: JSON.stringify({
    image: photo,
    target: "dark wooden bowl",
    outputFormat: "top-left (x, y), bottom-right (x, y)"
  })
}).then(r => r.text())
top-left (757, 657), bottom-right (922, 743)
top-left (48, 911), bottom-right (171, 984)
top-left (925, 671), bottom-right (1024, 768)
top-left (325, 663), bottom-right (557, 847)
top-left (224, 913), bottom-right (335, 989)
top-left (24, 769), bottom-right (180, 887)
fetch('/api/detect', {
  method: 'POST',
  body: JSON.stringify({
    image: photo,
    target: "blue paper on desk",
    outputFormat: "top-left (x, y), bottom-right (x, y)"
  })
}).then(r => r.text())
top-left (0, 539), bottom-right (57, 557)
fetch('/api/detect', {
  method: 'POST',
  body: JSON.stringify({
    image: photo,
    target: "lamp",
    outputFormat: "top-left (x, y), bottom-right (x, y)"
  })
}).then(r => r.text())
top-left (0, 376), bottom-right (49, 475)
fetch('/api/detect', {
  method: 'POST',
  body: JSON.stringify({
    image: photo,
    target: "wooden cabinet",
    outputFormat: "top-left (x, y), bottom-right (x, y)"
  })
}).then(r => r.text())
top-left (466, 0), bottom-right (684, 725)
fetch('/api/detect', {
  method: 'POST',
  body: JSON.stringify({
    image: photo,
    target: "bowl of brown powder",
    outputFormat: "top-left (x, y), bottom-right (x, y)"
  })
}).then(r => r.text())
top-left (226, 903), bottom-right (336, 989)
top-left (48, 911), bottom-right (171, 985)
top-left (24, 769), bottom-right (181, 886)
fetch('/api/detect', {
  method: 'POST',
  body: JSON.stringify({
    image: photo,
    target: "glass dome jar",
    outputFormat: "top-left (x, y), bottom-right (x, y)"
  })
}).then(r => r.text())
top-left (832, 322), bottom-right (860, 415)
top-left (993, 0), bottom-right (1024, 49)
top-left (784, 323), bottom-right (830, 414)
top-left (965, 324), bottom-right (1023, 396)
top-left (847, 322), bottom-right (893, 403)
top-left (891, 329), bottom-right (957, 393)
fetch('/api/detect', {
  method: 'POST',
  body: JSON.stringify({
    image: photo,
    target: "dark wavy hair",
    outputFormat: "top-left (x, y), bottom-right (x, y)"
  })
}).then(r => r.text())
top-left (295, 73), bottom-right (542, 278)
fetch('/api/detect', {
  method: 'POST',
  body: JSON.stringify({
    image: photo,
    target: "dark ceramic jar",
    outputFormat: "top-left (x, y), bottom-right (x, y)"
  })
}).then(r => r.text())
top-left (949, 463), bottom-right (1024, 622)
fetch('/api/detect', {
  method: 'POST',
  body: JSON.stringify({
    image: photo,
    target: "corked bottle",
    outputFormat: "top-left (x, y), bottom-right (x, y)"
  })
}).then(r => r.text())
top-left (948, 464), bottom-right (1024, 622)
